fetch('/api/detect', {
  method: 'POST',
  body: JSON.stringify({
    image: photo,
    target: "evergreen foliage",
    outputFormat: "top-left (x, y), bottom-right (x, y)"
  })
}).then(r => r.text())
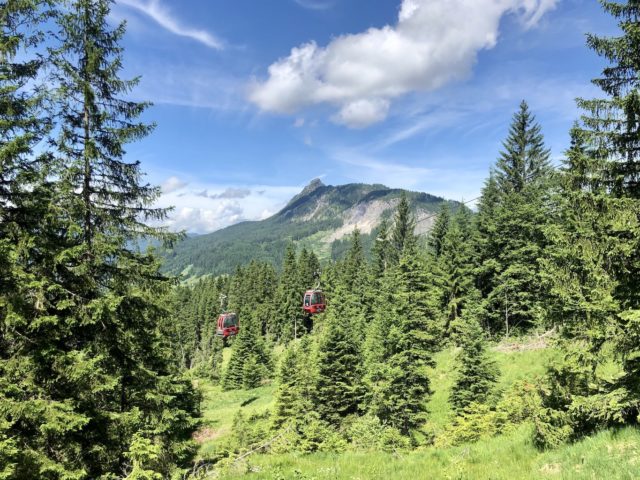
top-left (8, 0), bottom-right (640, 469)
top-left (223, 311), bottom-right (270, 390)
top-left (450, 318), bottom-right (498, 414)
top-left (371, 218), bottom-right (392, 277)
top-left (438, 206), bottom-right (478, 332)
top-left (474, 172), bottom-right (501, 307)
top-left (537, 0), bottom-right (640, 445)
top-left (428, 203), bottom-right (451, 259)
top-left (390, 192), bottom-right (416, 264)
top-left (315, 284), bottom-right (365, 425)
top-left (271, 338), bottom-right (317, 430)
top-left (477, 101), bottom-right (553, 335)
top-left (368, 244), bottom-right (438, 436)
top-left (274, 244), bottom-right (306, 341)
top-left (1, 1), bottom-right (199, 477)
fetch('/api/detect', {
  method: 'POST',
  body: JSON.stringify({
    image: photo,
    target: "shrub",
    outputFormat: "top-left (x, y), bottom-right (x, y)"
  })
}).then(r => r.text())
top-left (436, 403), bottom-right (500, 447)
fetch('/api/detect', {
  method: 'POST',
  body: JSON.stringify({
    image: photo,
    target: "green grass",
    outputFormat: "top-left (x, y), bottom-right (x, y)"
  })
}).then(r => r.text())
top-left (427, 339), bottom-right (556, 434)
top-left (193, 338), bottom-right (639, 479)
top-left (196, 381), bottom-right (276, 459)
top-left (219, 425), bottom-right (640, 479)
top-left (195, 348), bottom-right (277, 459)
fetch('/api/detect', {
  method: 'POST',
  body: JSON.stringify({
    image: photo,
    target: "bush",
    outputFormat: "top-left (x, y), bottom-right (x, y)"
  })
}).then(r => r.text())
top-left (346, 414), bottom-right (386, 450)
top-left (346, 414), bottom-right (410, 452)
top-left (270, 412), bottom-right (346, 454)
top-left (533, 407), bottom-right (574, 449)
top-left (231, 410), bottom-right (270, 452)
top-left (379, 426), bottom-right (411, 452)
top-left (495, 380), bottom-right (542, 429)
top-left (436, 403), bottom-right (500, 447)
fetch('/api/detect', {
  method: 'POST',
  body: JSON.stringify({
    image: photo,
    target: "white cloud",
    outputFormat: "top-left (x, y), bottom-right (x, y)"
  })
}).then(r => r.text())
top-left (208, 188), bottom-right (252, 199)
top-left (249, 0), bottom-right (558, 128)
top-left (161, 176), bottom-right (188, 193)
top-left (333, 99), bottom-right (390, 129)
top-left (118, 0), bottom-right (224, 50)
top-left (156, 183), bottom-right (301, 233)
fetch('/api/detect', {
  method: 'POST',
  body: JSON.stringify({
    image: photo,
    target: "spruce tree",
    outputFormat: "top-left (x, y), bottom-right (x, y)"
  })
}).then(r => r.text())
top-left (223, 310), bottom-right (270, 390)
top-left (390, 192), bottom-right (416, 264)
top-left (341, 228), bottom-right (366, 290)
top-left (495, 100), bottom-right (551, 194)
top-left (581, 4), bottom-right (640, 407)
top-left (272, 338), bottom-right (317, 430)
top-left (339, 228), bottom-right (373, 338)
top-left (482, 101), bottom-right (553, 335)
top-left (371, 218), bottom-right (392, 277)
top-left (0, 2), bottom-right (93, 477)
top-left (449, 318), bottom-right (498, 414)
top-left (538, 0), bottom-right (640, 442)
top-left (315, 283), bottom-right (365, 425)
top-left (3, 1), bottom-right (198, 476)
top-left (298, 247), bottom-right (320, 290)
top-left (474, 172), bottom-right (501, 306)
top-left (368, 244), bottom-right (439, 436)
top-left (274, 243), bottom-right (305, 340)
top-left (428, 203), bottom-right (451, 259)
top-left (438, 206), bottom-right (478, 332)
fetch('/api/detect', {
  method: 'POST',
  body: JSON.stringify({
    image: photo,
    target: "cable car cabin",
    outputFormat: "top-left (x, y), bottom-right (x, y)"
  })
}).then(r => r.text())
top-left (303, 290), bottom-right (326, 314)
top-left (216, 313), bottom-right (239, 338)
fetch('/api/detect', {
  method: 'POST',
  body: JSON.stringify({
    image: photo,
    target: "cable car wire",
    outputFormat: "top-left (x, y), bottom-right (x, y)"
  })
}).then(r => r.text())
top-left (413, 170), bottom-right (542, 227)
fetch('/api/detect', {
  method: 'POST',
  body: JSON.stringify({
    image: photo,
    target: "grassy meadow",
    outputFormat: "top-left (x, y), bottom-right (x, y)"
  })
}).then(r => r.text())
top-left (187, 338), bottom-right (640, 479)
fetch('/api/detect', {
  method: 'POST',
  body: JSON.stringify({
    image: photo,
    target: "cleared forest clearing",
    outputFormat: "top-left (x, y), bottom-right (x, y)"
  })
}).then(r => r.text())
top-left (187, 339), bottom-right (640, 479)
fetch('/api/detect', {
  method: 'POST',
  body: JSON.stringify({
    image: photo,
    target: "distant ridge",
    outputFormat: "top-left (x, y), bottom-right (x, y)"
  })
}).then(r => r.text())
top-left (160, 181), bottom-right (455, 278)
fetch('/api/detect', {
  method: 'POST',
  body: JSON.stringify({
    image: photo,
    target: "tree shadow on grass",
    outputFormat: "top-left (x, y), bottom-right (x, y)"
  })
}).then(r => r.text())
top-left (240, 396), bottom-right (258, 407)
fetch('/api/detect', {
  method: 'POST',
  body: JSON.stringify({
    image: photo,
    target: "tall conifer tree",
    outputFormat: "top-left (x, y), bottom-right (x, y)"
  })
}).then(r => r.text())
top-left (539, 1), bottom-right (640, 444)
top-left (315, 284), bottom-right (365, 425)
top-left (4, 1), bottom-right (200, 476)
top-left (428, 203), bottom-right (451, 259)
top-left (482, 101), bottom-right (553, 335)
top-left (449, 318), bottom-right (498, 414)
top-left (390, 192), bottom-right (416, 264)
top-left (274, 243), bottom-right (305, 340)
top-left (439, 206), bottom-right (478, 331)
top-left (371, 218), bottom-right (392, 277)
top-left (368, 243), bottom-right (438, 436)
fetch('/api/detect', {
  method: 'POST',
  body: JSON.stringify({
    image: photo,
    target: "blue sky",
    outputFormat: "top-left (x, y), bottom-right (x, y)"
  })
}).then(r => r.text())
top-left (110, 0), bottom-right (616, 233)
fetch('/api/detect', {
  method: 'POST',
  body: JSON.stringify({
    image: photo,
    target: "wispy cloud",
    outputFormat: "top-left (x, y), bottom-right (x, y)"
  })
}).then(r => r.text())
top-left (294, 0), bottom-right (336, 10)
top-left (118, 0), bottom-right (224, 50)
top-left (161, 175), bottom-right (188, 194)
top-left (130, 60), bottom-right (246, 112)
top-left (332, 149), bottom-right (431, 188)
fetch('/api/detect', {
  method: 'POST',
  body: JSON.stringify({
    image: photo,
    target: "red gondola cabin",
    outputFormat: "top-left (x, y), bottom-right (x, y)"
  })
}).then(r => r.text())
top-left (303, 290), bottom-right (326, 314)
top-left (216, 312), bottom-right (239, 338)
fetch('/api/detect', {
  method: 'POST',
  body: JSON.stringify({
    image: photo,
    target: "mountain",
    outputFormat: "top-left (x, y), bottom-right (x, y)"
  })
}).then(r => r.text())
top-left (160, 180), bottom-right (454, 277)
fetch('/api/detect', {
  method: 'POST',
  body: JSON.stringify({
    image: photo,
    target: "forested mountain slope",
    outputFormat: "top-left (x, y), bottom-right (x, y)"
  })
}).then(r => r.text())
top-left (161, 179), bottom-right (455, 277)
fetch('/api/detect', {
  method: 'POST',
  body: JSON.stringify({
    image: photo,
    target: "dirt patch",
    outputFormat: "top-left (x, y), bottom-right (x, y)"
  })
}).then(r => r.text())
top-left (539, 463), bottom-right (561, 475)
top-left (193, 427), bottom-right (224, 444)
top-left (493, 329), bottom-right (556, 353)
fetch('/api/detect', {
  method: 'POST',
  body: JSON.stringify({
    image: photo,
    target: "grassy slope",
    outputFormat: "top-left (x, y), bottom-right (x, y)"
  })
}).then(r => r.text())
top-left (194, 340), bottom-right (640, 479)
top-left (195, 349), bottom-right (278, 460)
top-left (221, 426), bottom-right (640, 479)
